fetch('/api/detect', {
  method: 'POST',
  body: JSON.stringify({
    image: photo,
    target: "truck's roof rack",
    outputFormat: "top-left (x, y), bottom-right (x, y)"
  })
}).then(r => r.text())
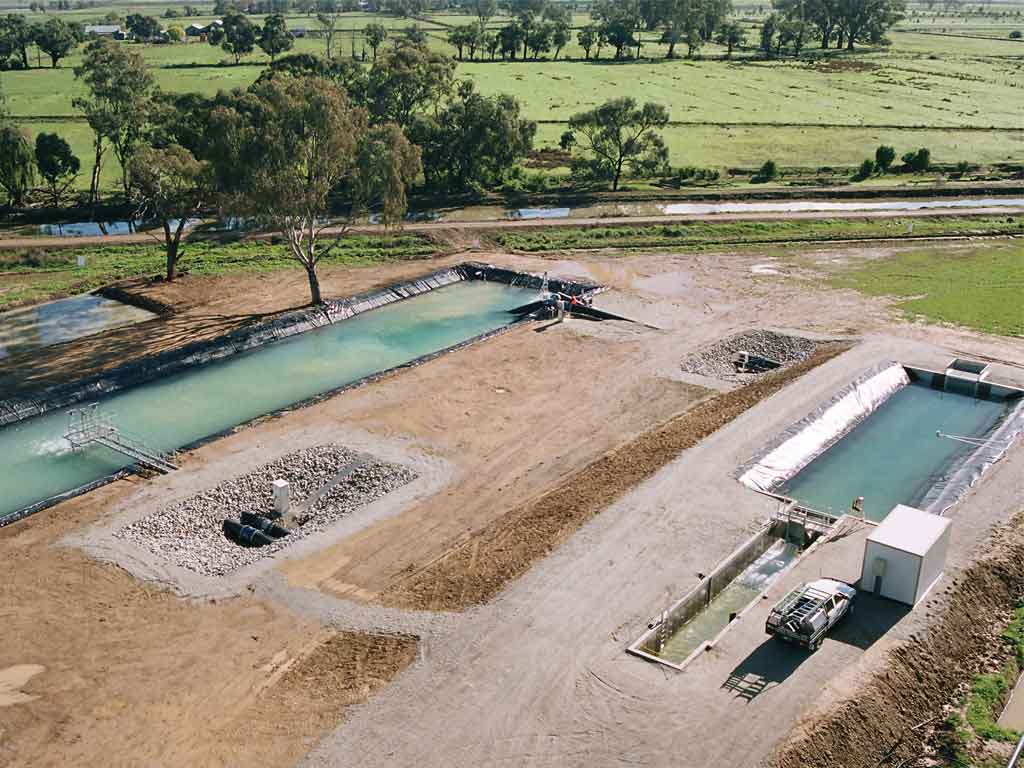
top-left (774, 585), bottom-right (833, 631)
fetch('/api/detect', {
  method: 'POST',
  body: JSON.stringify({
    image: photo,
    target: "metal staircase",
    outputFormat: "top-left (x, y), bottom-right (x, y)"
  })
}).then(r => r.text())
top-left (64, 405), bottom-right (178, 474)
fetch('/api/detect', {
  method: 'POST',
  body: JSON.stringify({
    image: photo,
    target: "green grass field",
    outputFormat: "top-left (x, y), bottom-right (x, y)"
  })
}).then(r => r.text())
top-left (1, 3), bottom-right (1022, 191)
top-left (0, 233), bottom-right (436, 308)
top-left (828, 239), bottom-right (1024, 335)
top-left (495, 215), bottom-right (1024, 252)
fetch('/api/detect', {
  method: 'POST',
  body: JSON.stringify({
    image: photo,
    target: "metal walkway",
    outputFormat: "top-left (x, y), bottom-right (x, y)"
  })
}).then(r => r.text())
top-left (64, 405), bottom-right (178, 474)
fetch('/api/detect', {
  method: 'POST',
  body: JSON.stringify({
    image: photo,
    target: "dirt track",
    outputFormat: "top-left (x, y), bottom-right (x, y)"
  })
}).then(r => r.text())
top-left (1, 204), bottom-right (1022, 252)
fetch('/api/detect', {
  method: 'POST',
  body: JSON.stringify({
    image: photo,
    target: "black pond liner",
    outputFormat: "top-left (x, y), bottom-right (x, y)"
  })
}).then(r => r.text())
top-left (0, 262), bottom-right (603, 527)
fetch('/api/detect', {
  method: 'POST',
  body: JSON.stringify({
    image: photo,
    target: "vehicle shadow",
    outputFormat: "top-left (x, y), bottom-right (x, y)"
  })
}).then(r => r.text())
top-left (829, 593), bottom-right (909, 651)
top-left (721, 593), bottom-right (910, 702)
top-left (721, 639), bottom-right (807, 702)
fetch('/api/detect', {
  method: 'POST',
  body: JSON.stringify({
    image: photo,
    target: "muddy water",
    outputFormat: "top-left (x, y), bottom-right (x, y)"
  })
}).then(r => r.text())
top-left (0, 294), bottom-right (154, 360)
top-left (656, 540), bottom-right (801, 665)
top-left (24, 197), bottom-right (1024, 236)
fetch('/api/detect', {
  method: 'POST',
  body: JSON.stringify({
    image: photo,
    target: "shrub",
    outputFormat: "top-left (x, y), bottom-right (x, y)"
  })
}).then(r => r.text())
top-left (677, 166), bottom-right (721, 182)
top-left (902, 148), bottom-right (931, 173)
top-left (855, 158), bottom-right (876, 180)
top-left (752, 159), bottom-right (778, 183)
top-left (875, 145), bottom-right (896, 173)
top-left (1010, 30), bottom-right (1022, 38)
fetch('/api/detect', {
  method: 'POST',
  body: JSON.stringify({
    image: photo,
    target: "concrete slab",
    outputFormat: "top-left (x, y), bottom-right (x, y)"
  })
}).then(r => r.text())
top-left (1000, 676), bottom-right (1024, 731)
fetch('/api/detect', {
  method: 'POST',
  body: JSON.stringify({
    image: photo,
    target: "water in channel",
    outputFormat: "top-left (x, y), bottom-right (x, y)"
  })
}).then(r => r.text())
top-left (0, 280), bottom-right (537, 522)
top-left (655, 539), bottom-right (801, 665)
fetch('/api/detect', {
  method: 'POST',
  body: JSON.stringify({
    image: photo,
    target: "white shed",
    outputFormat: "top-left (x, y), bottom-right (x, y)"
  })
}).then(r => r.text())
top-left (861, 505), bottom-right (951, 606)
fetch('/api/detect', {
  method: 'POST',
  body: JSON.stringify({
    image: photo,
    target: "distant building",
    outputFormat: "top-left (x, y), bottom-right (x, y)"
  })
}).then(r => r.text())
top-left (185, 20), bottom-right (221, 40)
top-left (83, 25), bottom-right (125, 39)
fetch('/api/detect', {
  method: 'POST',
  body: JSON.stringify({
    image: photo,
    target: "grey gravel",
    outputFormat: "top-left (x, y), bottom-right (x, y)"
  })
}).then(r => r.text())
top-left (115, 444), bottom-right (417, 576)
top-left (681, 330), bottom-right (823, 383)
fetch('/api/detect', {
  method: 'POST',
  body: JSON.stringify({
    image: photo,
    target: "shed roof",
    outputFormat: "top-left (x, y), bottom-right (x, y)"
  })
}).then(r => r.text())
top-left (868, 504), bottom-right (951, 556)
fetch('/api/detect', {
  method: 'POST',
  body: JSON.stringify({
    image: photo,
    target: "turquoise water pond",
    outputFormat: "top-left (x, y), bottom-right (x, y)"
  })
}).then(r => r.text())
top-left (0, 280), bottom-right (537, 522)
top-left (779, 382), bottom-right (1011, 522)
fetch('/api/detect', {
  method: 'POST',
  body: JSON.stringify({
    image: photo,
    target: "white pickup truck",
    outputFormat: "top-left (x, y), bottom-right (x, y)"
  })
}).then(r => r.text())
top-left (765, 578), bottom-right (857, 652)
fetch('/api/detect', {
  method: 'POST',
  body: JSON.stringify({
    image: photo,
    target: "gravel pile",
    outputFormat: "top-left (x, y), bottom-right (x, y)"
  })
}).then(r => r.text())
top-left (116, 444), bottom-right (417, 576)
top-left (681, 330), bottom-right (823, 382)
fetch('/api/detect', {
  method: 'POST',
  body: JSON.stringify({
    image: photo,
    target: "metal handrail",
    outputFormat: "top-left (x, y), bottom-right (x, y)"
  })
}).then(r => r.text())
top-left (1009, 733), bottom-right (1024, 768)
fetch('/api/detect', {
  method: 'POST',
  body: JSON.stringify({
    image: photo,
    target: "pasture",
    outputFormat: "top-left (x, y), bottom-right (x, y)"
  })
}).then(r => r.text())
top-left (1, 1), bottom-right (1022, 191)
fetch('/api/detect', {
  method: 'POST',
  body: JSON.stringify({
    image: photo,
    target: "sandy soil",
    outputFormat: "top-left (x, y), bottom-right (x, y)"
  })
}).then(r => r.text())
top-left (3, 241), bottom-right (1024, 767)
top-left (0, 486), bottom-right (417, 767)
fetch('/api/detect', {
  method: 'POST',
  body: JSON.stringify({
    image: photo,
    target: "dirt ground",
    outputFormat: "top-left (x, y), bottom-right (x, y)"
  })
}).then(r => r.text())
top-left (381, 343), bottom-right (849, 612)
top-left (0, 484), bottom-right (417, 767)
top-left (3, 239), bottom-right (1024, 766)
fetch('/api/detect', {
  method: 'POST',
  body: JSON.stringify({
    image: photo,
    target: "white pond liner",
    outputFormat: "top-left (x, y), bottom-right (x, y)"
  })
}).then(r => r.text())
top-left (739, 362), bottom-right (910, 493)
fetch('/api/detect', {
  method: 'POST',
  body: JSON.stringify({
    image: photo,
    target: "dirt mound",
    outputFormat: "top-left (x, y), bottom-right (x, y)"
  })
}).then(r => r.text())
top-left (765, 510), bottom-right (1024, 768)
top-left (380, 342), bottom-right (850, 612)
top-left (681, 329), bottom-right (825, 382)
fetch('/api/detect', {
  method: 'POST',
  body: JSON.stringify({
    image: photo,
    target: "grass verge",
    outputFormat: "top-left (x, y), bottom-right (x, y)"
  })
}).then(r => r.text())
top-left (494, 215), bottom-right (1024, 252)
top-left (0, 235), bottom-right (438, 309)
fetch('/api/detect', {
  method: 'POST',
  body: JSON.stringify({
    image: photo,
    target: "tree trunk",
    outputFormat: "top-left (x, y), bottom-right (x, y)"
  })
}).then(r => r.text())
top-left (164, 220), bottom-right (185, 281)
top-left (727, 41), bottom-right (733, 57)
top-left (846, 36), bottom-right (854, 50)
top-left (667, 40), bottom-right (676, 57)
top-left (19, 47), bottom-right (28, 69)
top-left (89, 140), bottom-right (103, 206)
top-left (305, 263), bottom-right (322, 305)
top-left (166, 240), bottom-right (179, 281)
top-left (50, 55), bottom-right (58, 68)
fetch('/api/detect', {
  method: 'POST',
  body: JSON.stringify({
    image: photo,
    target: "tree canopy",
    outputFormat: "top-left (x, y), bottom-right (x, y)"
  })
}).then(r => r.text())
top-left (35, 18), bottom-right (80, 68)
top-left (258, 14), bottom-right (294, 62)
top-left (73, 38), bottom-right (155, 200)
top-left (205, 74), bottom-right (421, 305)
top-left (566, 98), bottom-right (670, 191)
top-left (35, 132), bottom-right (80, 206)
top-left (368, 43), bottom-right (454, 130)
top-left (210, 11), bottom-right (257, 64)
top-left (130, 143), bottom-right (211, 281)
top-left (0, 124), bottom-right (35, 206)
top-left (410, 80), bottom-right (536, 193)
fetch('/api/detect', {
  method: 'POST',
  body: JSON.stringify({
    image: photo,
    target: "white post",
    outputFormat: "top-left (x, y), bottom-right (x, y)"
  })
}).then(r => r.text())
top-left (272, 479), bottom-right (290, 518)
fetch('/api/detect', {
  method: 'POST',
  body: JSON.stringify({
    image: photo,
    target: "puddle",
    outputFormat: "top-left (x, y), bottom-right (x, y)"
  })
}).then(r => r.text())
top-left (0, 294), bottom-right (155, 359)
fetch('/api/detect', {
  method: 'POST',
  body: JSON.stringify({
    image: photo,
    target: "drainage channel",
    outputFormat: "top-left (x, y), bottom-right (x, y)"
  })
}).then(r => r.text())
top-left (629, 520), bottom-right (822, 670)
